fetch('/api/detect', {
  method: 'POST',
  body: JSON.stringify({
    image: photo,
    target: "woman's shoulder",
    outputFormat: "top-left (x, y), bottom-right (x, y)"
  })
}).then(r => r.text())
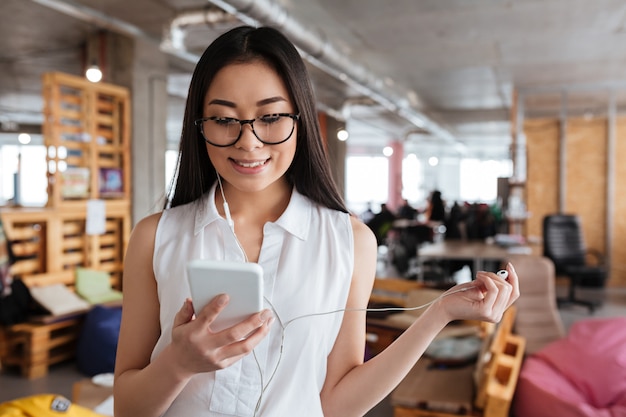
top-left (130, 212), bottom-right (163, 241)
top-left (350, 214), bottom-right (376, 247)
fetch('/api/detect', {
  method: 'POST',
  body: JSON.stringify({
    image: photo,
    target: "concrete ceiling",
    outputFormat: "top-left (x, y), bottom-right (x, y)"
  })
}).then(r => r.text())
top-left (2, 0), bottom-right (626, 160)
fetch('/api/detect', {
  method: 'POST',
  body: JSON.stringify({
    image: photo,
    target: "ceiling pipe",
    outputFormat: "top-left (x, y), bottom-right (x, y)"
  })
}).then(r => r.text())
top-left (207, 0), bottom-right (461, 147)
top-left (29, 0), bottom-right (461, 148)
top-left (29, 0), bottom-right (202, 65)
top-left (164, 7), bottom-right (237, 51)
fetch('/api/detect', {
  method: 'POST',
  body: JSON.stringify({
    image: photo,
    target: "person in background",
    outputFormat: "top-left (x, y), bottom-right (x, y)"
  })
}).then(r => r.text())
top-left (426, 189), bottom-right (446, 222)
top-left (113, 25), bottom-right (520, 417)
top-left (397, 198), bottom-right (418, 220)
top-left (366, 203), bottom-right (397, 245)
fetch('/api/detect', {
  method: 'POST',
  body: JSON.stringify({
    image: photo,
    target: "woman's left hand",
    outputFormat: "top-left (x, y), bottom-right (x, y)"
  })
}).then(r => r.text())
top-left (435, 262), bottom-right (520, 324)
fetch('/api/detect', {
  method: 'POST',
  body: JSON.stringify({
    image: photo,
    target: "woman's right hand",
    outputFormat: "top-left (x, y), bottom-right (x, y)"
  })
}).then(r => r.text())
top-left (170, 295), bottom-right (273, 377)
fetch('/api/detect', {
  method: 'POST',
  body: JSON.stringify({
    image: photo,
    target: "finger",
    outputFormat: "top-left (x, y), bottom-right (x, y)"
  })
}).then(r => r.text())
top-left (195, 293), bottom-right (230, 329)
top-left (218, 309), bottom-right (273, 344)
top-left (505, 262), bottom-right (521, 303)
top-left (476, 271), bottom-right (513, 319)
top-left (218, 315), bottom-right (274, 359)
top-left (173, 298), bottom-right (195, 328)
top-left (474, 272), bottom-right (499, 302)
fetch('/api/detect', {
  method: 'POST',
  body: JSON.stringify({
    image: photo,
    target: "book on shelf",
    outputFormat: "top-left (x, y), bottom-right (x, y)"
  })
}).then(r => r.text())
top-left (99, 167), bottom-right (124, 198)
top-left (61, 167), bottom-right (90, 199)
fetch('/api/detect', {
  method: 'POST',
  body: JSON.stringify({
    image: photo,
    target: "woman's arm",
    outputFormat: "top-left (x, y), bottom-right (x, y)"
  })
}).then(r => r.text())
top-left (113, 213), bottom-right (192, 417)
top-left (320, 218), bottom-right (519, 417)
top-left (113, 214), bottom-right (274, 417)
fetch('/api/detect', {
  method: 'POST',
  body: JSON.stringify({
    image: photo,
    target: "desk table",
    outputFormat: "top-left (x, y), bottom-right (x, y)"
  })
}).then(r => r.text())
top-left (417, 240), bottom-right (531, 280)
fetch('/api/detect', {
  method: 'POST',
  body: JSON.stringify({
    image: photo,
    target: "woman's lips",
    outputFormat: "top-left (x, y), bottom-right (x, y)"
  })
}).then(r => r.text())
top-left (229, 158), bottom-right (269, 173)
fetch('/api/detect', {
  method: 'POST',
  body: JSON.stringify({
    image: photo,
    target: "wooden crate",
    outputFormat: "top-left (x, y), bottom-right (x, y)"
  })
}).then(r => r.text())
top-left (0, 316), bottom-right (84, 379)
top-left (1, 204), bottom-right (130, 289)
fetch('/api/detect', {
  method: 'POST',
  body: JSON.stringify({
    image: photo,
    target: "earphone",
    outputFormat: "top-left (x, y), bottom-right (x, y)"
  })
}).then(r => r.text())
top-left (216, 173), bottom-right (235, 231)
top-left (496, 270), bottom-right (509, 280)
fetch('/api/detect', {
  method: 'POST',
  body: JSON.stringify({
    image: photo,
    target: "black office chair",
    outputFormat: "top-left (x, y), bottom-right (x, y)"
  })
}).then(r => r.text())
top-left (542, 214), bottom-right (607, 313)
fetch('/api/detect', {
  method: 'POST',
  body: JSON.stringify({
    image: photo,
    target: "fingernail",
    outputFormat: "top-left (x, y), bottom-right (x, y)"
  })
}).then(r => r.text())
top-left (260, 309), bottom-right (273, 322)
top-left (216, 294), bottom-right (228, 306)
top-left (267, 317), bottom-right (275, 327)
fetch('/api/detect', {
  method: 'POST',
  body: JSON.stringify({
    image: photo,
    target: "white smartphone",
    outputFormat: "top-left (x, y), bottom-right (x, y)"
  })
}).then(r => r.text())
top-left (186, 259), bottom-right (264, 332)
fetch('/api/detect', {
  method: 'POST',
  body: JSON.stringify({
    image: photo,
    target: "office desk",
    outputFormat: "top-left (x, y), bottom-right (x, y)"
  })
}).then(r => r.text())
top-left (417, 240), bottom-right (532, 280)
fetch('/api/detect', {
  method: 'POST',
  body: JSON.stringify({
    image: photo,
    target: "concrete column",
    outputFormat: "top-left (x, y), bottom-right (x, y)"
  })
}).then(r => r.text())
top-left (387, 140), bottom-right (404, 210)
top-left (105, 33), bottom-right (168, 225)
top-left (323, 116), bottom-right (347, 197)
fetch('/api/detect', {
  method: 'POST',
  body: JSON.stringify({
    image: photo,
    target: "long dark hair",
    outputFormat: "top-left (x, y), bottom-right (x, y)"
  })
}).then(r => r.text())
top-left (166, 25), bottom-right (347, 213)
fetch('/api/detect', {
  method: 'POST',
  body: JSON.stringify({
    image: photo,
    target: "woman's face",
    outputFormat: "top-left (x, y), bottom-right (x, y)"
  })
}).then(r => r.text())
top-left (202, 61), bottom-right (297, 195)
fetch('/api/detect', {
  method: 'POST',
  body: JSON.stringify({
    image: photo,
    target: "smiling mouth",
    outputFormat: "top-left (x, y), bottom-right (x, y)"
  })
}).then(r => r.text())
top-left (232, 158), bottom-right (268, 168)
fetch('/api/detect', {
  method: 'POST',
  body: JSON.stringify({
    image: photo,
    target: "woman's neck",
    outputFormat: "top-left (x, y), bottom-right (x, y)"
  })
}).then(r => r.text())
top-left (216, 180), bottom-right (292, 225)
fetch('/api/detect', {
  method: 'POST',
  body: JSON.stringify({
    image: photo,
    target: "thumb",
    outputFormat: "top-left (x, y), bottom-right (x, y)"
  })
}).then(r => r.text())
top-left (174, 298), bottom-right (194, 327)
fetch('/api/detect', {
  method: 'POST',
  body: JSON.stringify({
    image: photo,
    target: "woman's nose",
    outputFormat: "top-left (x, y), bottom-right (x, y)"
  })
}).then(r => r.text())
top-left (235, 123), bottom-right (263, 150)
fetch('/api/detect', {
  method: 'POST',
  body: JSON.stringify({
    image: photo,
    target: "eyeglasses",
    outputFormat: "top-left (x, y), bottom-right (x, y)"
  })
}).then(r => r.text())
top-left (194, 113), bottom-right (300, 147)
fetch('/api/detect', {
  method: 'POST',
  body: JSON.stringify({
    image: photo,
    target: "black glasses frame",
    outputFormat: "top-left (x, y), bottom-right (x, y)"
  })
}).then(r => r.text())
top-left (194, 113), bottom-right (300, 147)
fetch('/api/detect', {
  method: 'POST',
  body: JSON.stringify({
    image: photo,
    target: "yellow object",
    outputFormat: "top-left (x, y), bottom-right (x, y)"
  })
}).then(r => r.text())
top-left (0, 394), bottom-right (105, 416)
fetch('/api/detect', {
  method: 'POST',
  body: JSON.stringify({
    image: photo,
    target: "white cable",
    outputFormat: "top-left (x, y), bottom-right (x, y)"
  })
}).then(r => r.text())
top-left (252, 284), bottom-right (476, 415)
top-left (216, 173), bottom-right (235, 231)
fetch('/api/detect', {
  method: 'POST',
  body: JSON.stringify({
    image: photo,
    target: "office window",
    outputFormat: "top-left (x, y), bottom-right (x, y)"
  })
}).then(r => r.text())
top-left (459, 158), bottom-right (512, 203)
top-left (0, 145), bottom-right (47, 207)
top-left (345, 155), bottom-right (388, 214)
top-left (165, 149), bottom-right (178, 196)
top-left (402, 154), bottom-right (423, 203)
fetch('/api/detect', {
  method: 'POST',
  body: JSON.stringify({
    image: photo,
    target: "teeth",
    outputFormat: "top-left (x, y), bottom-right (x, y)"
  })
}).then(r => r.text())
top-left (237, 160), bottom-right (265, 168)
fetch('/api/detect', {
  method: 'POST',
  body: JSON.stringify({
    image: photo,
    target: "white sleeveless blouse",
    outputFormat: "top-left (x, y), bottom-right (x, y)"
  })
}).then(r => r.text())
top-left (151, 185), bottom-right (354, 416)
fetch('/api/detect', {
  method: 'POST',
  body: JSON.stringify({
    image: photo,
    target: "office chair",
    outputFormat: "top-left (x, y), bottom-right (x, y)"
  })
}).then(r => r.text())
top-left (542, 214), bottom-right (607, 313)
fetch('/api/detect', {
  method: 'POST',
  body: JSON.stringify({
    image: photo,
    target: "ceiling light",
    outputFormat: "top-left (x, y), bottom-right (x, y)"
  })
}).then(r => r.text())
top-left (86, 64), bottom-right (103, 83)
top-left (18, 133), bottom-right (31, 145)
top-left (428, 156), bottom-right (439, 166)
top-left (383, 146), bottom-right (394, 157)
top-left (337, 129), bottom-right (349, 141)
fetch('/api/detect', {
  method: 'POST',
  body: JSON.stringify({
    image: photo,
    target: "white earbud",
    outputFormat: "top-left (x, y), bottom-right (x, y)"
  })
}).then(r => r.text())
top-left (223, 201), bottom-right (235, 231)
top-left (496, 270), bottom-right (509, 280)
top-left (216, 172), bottom-right (235, 231)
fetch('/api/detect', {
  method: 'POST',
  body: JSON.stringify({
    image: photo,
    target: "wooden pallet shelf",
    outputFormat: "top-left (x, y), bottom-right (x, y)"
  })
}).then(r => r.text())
top-left (1, 203), bottom-right (130, 289)
top-left (43, 72), bottom-right (131, 207)
top-left (0, 72), bottom-right (132, 378)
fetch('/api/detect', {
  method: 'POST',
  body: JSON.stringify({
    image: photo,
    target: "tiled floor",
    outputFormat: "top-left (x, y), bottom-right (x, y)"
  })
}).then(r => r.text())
top-left (1, 286), bottom-right (625, 416)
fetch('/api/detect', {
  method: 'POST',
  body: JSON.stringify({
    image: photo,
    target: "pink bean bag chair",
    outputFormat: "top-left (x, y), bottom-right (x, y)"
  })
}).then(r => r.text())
top-left (514, 317), bottom-right (626, 417)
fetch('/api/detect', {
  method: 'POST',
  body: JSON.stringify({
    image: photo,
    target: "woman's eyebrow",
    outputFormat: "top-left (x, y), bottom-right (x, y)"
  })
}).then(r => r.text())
top-left (207, 98), bottom-right (236, 108)
top-left (207, 96), bottom-right (287, 108)
top-left (256, 96), bottom-right (287, 106)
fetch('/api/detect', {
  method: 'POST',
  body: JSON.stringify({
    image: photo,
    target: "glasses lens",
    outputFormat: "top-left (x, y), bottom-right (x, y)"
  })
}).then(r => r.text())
top-left (252, 115), bottom-right (295, 143)
top-left (202, 118), bottom-right (241, 146)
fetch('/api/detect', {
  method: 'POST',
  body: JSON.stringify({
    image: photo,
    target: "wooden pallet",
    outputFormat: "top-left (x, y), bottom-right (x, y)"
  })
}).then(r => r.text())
top-left (0, 316), bottom-right (84, 379)
top-left (1, 205), bottom-right (130, 289)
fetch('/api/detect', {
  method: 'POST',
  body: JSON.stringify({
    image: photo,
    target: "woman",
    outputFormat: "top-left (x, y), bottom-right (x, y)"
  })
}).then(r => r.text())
top-left (113, 25), bottom-right (519, 417)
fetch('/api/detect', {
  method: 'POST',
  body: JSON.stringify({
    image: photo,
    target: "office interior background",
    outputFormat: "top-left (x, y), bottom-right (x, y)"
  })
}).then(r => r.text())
top-left (2, 0), bottom-right (626, 286)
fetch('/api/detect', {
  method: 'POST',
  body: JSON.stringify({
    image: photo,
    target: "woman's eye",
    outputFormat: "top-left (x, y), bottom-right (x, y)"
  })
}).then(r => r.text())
top-left (259, 114), bottom-right (281, 124)
top-left (214, 117), bottom-right (239, 126)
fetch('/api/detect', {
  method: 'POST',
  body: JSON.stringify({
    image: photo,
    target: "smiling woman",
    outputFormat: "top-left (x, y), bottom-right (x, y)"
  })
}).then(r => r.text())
top-left (112, 25), bottom-right (519, 417)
